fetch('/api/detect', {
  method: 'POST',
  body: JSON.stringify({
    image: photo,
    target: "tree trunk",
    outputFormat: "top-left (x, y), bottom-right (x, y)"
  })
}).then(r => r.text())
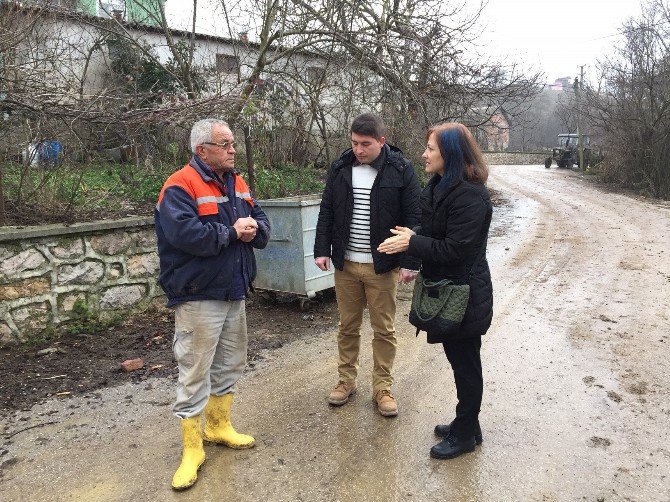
top-left (243, 125), bottom-right (256, 195)
top-left (0, 163), bottom-right (5, 226)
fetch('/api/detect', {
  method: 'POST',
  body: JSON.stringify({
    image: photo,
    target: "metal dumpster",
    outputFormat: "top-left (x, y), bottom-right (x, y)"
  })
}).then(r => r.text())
top-left (254, 194), bottom-right (334, 303)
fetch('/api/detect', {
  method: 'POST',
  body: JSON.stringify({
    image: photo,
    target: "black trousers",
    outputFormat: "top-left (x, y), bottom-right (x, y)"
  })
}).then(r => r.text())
top-left (442, 336), bottom-right (483, 439)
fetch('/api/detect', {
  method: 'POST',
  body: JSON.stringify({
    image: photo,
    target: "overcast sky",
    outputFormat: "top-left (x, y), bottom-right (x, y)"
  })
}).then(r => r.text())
top-left (164, 0), bottom-right (644, 83)
top-left (482, 0), bottom-right (643, 82)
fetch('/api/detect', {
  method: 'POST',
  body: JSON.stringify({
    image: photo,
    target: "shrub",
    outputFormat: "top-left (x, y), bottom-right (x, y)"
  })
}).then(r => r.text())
top-left (253, 163), bottom-right (325, 199)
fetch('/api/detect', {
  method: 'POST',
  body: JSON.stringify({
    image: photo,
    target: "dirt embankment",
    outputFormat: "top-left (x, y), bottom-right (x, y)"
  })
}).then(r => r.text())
top-left (0, 295), bottom-right (339, 416)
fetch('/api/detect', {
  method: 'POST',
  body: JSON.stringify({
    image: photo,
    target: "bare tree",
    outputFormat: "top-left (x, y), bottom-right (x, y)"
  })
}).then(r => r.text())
top-left (206, 0), bottom-right (543, 174)
top-left (0, 2), bottom-right (49, 225)
top-left (0, 0), bottom-right (544, 225)
top-left (583, 0), bottom-right (670, 197)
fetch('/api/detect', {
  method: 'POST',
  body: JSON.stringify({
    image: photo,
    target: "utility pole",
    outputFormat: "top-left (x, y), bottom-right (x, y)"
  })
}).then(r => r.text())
top-left (575, 65), bottom-right (585, 171)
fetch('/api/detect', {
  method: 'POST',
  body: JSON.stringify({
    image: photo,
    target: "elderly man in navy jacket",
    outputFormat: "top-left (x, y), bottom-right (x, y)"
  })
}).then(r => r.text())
top-left (155, 118), bottom-right (270, 490)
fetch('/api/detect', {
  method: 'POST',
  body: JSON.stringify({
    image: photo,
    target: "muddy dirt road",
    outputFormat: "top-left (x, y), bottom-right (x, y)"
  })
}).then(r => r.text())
top-left (2, 165), bottom-right (669, 501)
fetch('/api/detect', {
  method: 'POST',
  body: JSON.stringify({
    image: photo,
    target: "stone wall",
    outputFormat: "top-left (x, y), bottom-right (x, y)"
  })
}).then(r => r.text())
top-left (0, 217), bottom-right (163, 345)
top-left (483, 151), bottom-right (548, 165)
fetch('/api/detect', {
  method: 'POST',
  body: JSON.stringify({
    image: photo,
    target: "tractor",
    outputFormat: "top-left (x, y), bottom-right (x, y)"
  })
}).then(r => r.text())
top-left (545, 133), bottom-right (603, 169)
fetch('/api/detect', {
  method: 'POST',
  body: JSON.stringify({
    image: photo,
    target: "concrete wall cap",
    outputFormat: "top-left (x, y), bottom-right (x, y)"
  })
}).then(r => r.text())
top-left (0, 217), bottom-right (154, 243)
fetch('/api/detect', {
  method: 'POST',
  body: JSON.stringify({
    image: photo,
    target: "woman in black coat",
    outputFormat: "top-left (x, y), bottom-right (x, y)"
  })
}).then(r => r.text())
top-left (378, 122), bottom-right (493, 460)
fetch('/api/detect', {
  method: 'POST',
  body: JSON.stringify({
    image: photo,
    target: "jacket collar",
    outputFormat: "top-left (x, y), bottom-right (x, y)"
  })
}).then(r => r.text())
top-left (428, 174), bottom-right (463, 205)
top-left (334, 143), bottom-right (404, 172)
top-left (353, 143), bottom-right (388, 170)
top-left (190, 155), bottom-right (234, 183)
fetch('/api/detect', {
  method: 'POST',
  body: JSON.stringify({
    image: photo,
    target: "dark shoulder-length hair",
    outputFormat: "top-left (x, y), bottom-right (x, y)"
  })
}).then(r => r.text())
top-left (427, 122), bottom-right (488, 188)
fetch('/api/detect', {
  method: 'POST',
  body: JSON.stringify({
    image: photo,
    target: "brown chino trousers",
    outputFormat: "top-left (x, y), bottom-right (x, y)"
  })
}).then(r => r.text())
top-left (334, 260), bottom-right (399, 393)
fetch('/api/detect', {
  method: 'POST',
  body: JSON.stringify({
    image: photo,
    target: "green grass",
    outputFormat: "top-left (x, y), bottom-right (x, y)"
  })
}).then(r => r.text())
top-left (0, 160), bottom-right (325, 225)
top-left (1, 161), bottom-right (173, 207)
top-left (65, 299), bottom-right (124, 336)
top-left (253, 163), bottom-right (325, 199)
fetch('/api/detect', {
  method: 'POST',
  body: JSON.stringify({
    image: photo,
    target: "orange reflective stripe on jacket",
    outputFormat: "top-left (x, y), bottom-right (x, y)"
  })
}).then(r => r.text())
top-left (158, 164), bottom-right (253, 216)
top-left (234, 175), bottom-right (255, 207)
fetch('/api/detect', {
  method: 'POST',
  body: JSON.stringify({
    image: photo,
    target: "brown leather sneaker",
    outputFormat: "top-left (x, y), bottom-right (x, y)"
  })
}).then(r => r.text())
top-left (328, 381), bottom-right (357, 406)
top-left (374, 389), bottom-right (398, 417)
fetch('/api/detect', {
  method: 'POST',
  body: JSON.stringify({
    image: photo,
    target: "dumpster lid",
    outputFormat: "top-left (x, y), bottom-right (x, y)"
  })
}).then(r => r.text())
top-left (258, 194), bottom-right (322, 207)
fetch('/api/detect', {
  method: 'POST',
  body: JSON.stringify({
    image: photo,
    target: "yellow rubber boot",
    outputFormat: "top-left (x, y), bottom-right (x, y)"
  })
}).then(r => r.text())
top-left (171, 415), bottom-right (206, 491)
top-left (203, 393), bottom-right (256, 449)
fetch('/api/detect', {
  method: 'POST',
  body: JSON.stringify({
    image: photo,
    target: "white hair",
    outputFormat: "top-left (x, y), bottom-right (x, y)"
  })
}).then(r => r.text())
top-left (190, 119), bottom-right (230, 152)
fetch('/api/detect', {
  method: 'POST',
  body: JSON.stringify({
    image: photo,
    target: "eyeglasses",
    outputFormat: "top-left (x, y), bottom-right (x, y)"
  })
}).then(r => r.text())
top-left (203, 141), bottom-right (237, 150)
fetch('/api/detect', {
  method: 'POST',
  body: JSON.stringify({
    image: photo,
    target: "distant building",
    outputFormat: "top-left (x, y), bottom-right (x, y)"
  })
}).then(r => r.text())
top-left (484, 112), bottom-right (510, 151)
top-left (0, 0), bottom-right (348, 163)
top-left (469, 109), bottom-right (509, 151)
top-left (547, 76), bottom-right (572, 91)
top-left (21, 0), bottom-right (165, 26)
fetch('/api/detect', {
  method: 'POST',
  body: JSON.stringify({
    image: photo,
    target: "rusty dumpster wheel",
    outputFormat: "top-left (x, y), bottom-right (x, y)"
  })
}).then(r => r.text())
top-left (299, 298), bottom-right (313, 311)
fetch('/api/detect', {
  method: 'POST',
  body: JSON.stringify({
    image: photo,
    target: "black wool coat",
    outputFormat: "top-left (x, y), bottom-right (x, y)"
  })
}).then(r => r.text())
top-left (314, 144), bottom-right (421, 274)
top-left (407, 175), bottom-right (493, 342)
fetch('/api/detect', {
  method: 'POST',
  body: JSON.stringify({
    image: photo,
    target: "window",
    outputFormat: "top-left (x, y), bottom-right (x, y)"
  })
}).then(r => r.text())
top-left (48, 0), bottom-right (78, 8)
top-left (107, 39), bottom-right (122, 60)
top-left (307, 66), bottom-right (325, 84)
top-left (98, 0), bottom-right (126, 19)
top-left (216, 54), bottom-right (239, 74)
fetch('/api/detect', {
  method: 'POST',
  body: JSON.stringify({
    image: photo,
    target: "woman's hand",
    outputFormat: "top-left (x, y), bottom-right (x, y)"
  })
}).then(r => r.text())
top-left (377, 226), bottom-right (415, 254)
